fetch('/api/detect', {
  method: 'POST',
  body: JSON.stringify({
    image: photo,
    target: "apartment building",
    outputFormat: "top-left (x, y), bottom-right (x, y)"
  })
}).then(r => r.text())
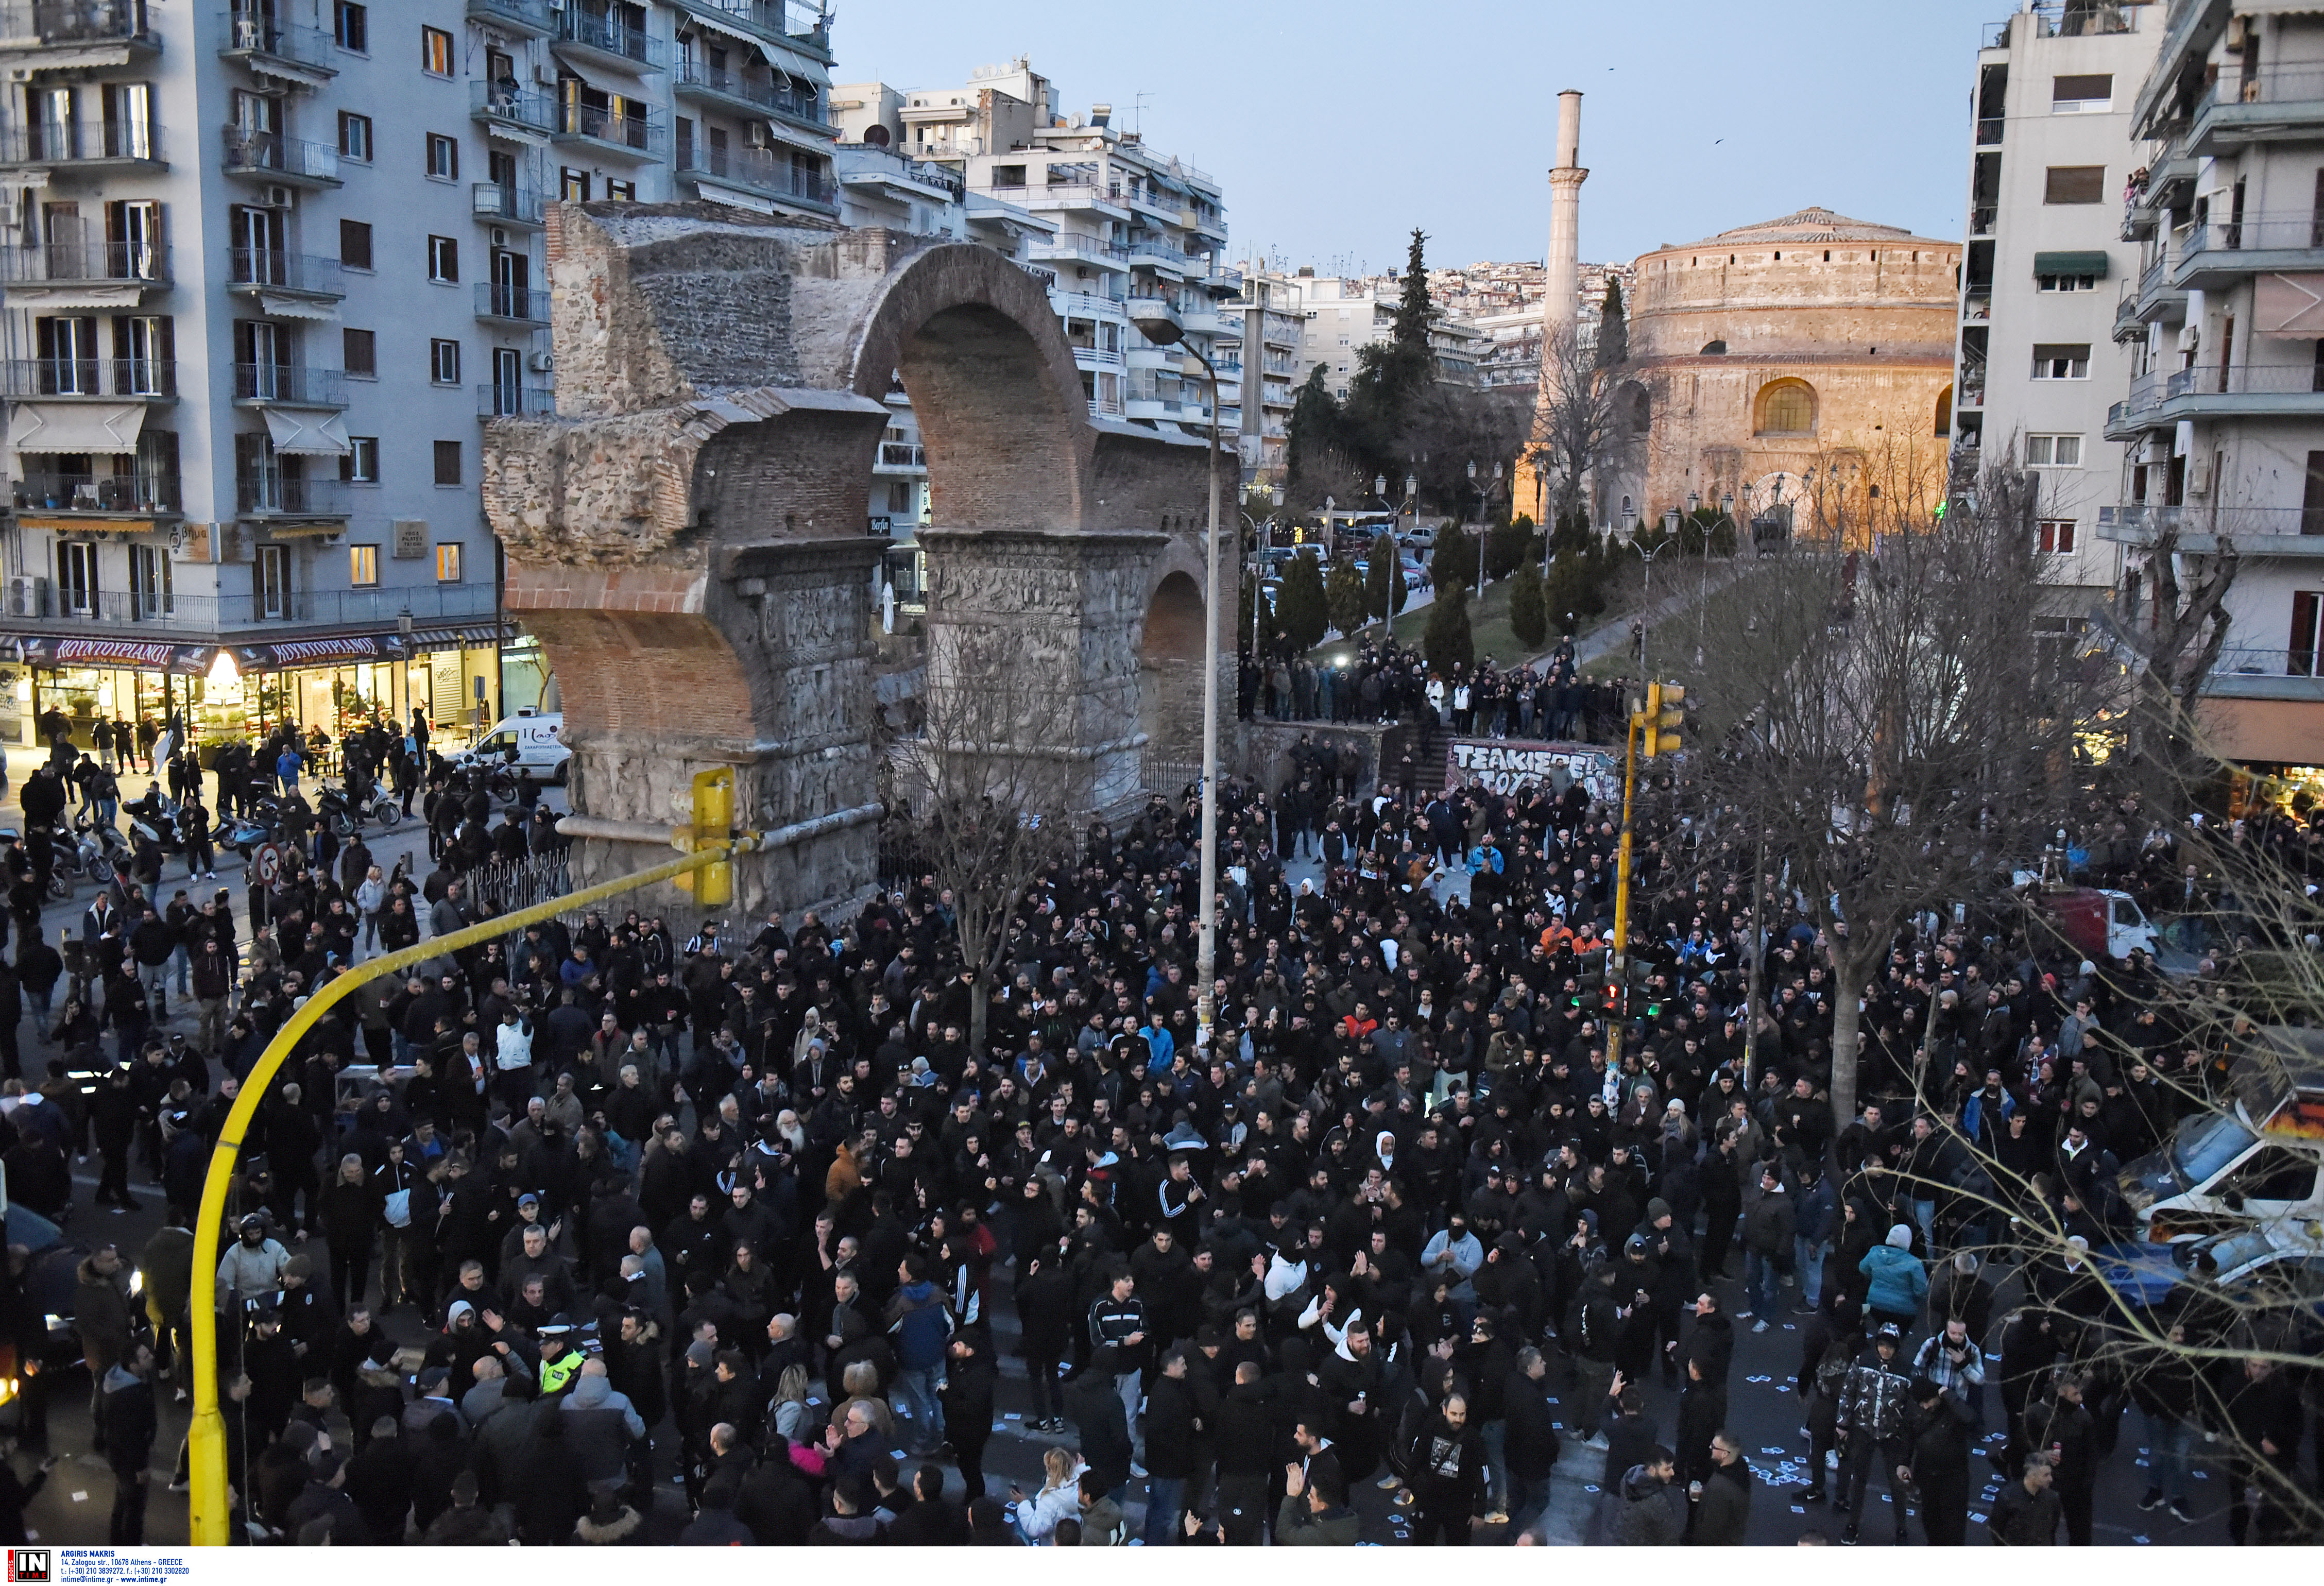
top-left (1953, 0), bottom-right (2161, 612)
top-left (2105, 0), bottom-right (2324, 768)
top-left (0, 0), bottom-right (845, 749)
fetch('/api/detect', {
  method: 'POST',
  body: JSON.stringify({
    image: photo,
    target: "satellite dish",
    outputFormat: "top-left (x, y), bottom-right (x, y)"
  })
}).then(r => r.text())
top-left (863, 125), bottom-right (892, 148)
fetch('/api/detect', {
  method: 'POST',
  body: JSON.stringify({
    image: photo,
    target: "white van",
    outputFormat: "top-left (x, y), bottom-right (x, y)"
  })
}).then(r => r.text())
top-left (458, 709), bottom-right (570, 783)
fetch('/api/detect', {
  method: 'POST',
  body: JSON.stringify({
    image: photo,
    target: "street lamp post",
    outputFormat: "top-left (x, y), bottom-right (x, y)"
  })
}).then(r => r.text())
top-left (1630, 532), bottom-right (1674, 679)
top-left (1134, 306), bottom-right (1224, 1052)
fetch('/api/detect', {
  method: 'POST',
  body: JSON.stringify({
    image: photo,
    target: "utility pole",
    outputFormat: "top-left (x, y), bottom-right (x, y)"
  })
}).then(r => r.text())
top-left (1609, 678), bottom-right (1683, 1072)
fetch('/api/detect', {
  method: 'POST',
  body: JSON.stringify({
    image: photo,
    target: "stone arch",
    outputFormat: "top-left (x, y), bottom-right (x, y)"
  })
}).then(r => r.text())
top-left (1934, 382), bottom-right (1953, 437)
top-left (1754, 377), bottom-right (1817, 437)
top-left (1139, 568), bottom-right (1207, 762)
top-left (847, 243), bottom-right (1094, 533)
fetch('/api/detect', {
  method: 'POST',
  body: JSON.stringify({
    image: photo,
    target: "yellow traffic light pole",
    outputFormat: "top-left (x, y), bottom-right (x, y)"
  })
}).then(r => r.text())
top-left (1607, 681), bottom-right (1682, 1073)
top-left (187, 774), bottom-right (748, 1544)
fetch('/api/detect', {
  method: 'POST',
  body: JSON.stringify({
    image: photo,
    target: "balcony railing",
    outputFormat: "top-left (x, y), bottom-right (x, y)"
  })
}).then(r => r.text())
top-left (478, 382), bottom-right (554, 417)
top-left (1029, 234), bottom-right (1130, 265)
top-left (2199, 66), bottom-right (2324, 120)
top-left (0, 0), bottom-right (156, 46)
top-left (216, 9), bottom-right (336, 73)
top-left (876, 440), bottom-right (925, 470)
top-left (228, 247), bottom-right (343, 297)
top-left (2179, 212), bottom-right (2324, 258)
top-left (674, 57), bottom-right (827, 127)
top-left (1070, 345), bottom-right (1125, 370)
top-left (556, 8), bottom-right (663, 69)
top-left (2032, 1), bottom-right (2137, 38)
top-left (676, 143), bottom-right (828, 202)
top-left (0, 357), bottom-right (174, 397)
top-left (12, 470), bottom-right (179, 513)
top-left (221, 126), bottom-right (340, 183)
top-left (0, 239), bottom-right (168, 285)
top-left (232, 364), bottom-right (347, 406)
top-left (472, 81), bottom-right (559, 134)
top-left (557, 101), bottom-right (667, 158)
top-left (0, 121), bottom-right (161, 165)
top-left (2107, 503), bottom-right (2324, 541)
top-left (673, 0), bottom-right (830, 50)
top-left (234, 472), bottom-right (352, 516)
top-left (465, 0), bottom-right (554, 35)
top-left (473, 182), bottom-right (548, 225)
top-left (1052, 289), bottom-right (1127, 319)
top-left (2166, 363), bottom-right (2324, 398)
top-left (1, 583), bottom-right (501, 632)
top-left (1975, 116), bottom-right (2003, 145)
top-left (1124, 234), bottom-right (1190, 264)
top-left (1970, 204), bottom-right (1996, 237)
top-left (832, 142), bottom-right (962, 197)
top-left (476, 282), bottom-right (550, 323)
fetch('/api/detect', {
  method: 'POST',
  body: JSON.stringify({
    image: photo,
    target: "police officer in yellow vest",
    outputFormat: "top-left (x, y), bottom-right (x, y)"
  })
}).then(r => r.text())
top-left (537, 1316), bottom-right (584, 1397)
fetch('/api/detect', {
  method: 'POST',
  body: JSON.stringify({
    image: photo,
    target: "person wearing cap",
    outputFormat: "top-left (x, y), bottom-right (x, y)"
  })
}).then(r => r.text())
top-left (1834, 1322), bottom-right (1916, 1543)
top-left (216, 1214), bottom-right (288, 1310)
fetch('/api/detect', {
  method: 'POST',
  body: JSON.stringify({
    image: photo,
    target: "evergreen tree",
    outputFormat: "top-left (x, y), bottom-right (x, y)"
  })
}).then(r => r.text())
top-left (1391, 228), bottom-right (1434, 360)
top-left (1276, 549), bottom-right (1329, 651)
top-left (1595, 278), bottom-right (1628, 368)
top-left (1342, 229), bottom-right (1437, 478)
top-left (1509, 559), bottom-right (1548, 650)
top-left (1423, 583), bottom-right (1475, 674)
top-left (1324, 559), bottom-right (1368, 639)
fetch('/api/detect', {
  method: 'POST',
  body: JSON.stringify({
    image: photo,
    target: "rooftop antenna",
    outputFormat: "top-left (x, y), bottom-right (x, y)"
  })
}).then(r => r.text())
top-left (1132, 90), bottom-right (1151, 134)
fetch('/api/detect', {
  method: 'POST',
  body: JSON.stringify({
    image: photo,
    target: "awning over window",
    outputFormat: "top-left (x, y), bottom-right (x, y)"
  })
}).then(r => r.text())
top-left (2033, 250), bottom-right (2110, 278)
top-left (261, 407), bottom-right (352, 456)
top-left (2256, 272), bottom-right (2324, 337)
top-left (7, 401), bottom-right (147, 453)
top-left (5, 636), bottom-right (215, 674)
top-left (257, 291), bottom-right (340, 322)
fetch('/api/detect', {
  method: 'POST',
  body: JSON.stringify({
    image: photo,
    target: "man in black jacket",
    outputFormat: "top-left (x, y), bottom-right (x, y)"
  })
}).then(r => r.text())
top-left (101, 1342), bottom-right (157, 1544)
top-left (1503, 1345), bottom-right (1561, 1531)
top-left (1211, 1360), bottom-right (1276, 1544)
top-left (1689, 1431), bottom-right (1753, 1545)
top-left (1902, 1373), bottom-right (1976, 1545)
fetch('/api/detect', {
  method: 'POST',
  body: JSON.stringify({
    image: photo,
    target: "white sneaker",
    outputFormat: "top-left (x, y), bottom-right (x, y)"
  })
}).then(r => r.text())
top-left (1752, 1319), bottom-right (1770, 1334)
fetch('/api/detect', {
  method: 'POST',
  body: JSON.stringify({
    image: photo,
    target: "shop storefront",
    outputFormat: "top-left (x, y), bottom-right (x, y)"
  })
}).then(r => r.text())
top-left (3, 621), bottom-right (525, 752)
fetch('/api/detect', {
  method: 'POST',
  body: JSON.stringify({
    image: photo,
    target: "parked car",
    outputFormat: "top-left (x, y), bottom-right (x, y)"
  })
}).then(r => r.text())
top-left (2094, 1218), bottom-right (2324, 1312)
top-left (2118, 1027), bottom-right (2324, 1241)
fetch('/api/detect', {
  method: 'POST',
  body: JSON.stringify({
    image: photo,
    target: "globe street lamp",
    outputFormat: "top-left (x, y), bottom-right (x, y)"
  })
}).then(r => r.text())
top-left (1134, 304), bottom-right (1224, 1051)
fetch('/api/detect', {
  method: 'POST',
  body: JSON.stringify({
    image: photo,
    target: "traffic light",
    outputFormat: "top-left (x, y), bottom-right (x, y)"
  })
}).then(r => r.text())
top-left (1641, 680), bottom-right (1685, 759)
top-left (674, 768), bottom-right (734, 905)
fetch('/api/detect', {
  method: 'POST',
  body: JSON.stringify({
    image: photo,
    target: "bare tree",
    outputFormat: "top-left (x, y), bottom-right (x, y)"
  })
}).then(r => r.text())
top-left (1681, 462), bottom-right (2096, 1128)
top-left (1525, 327), bottom-right (1630, 528)
top-left (889, 638), bottom-right (1080, 1053)
top-left (2115, 514), bottom-right (2240, 777)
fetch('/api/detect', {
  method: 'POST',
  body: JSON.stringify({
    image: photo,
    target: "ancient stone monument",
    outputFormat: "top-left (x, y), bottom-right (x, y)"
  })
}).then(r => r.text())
top-left (483, 203), bottom-right (1218, 918)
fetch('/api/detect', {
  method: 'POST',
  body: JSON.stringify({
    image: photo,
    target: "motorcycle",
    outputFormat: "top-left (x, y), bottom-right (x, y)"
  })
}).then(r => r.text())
top-left (126, 787), bottom-right (185, 857)
top-left (72, 814), bottom-right (127, 877)
top-left (318, 778), bottom-right (404, 837)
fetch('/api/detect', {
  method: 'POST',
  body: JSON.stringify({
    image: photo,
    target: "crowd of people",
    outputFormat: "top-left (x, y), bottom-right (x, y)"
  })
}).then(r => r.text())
top-left (0, 708), bottom-right (2313, 1548)
top-left (1241, 635), bottom-right (1631, 745)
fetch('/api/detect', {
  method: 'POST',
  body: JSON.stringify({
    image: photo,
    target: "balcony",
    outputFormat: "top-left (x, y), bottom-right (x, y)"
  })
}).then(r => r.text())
top-left (832, 143), bottom-right (965, 202)
top-left (475, 281), bottom-right (550, 326)
top-left (11, 470), bottom-right (179, 516)
top-left (1028, 234), bottom-right (1129, 268)
top-left (2112, 281), bottom-right (2143, 342)
top-left (0, 0), bottom-right (160, 56)
top-left (2173, 212), bottom-right (2324, 288)
top-left (555, 8), bottom-right (663, 73)
top-left (554, 100), bottom-right (667, 162)
top-left (0, 357), bottom-right (174, 398)
top-left (478, 382), bottom-right (555, 417)
top-left (986, 182), bottom-right (1130, 216)
top-left (466, 0), bottom-right (554, 38)
top-left (472, 81), bottom-right (558, 138)
top-left (1969, 204), bottom-right (1996, 237)
top-left (220, 126), bottom-right (341, 187)
top-left (216, 9), bottom-right (336, 81)
top-left (0, 582), bottom-right (501, 635)
top-left (2098, 502), bottom-right (2324, 555)
top-left (671, 0), bottom-right (831, 55)
top-left (2132, 244), bottom-right (2188, 323)
top-left (2191, 66), bottom-right (2324, 158)
top-left (1124, 234), bottom-right (1190, 269)
top-left (227, 248), bottom-right (344, 303)
top-left (1070, 345), bottom-right (1125, 372)
top-left (0, 239), bottom-right (169, 295)
top-left (231, 364), bottom-right (347, 407)
top-left (2106, 363), bottom-right (2324, 438)
top-left (874, 439), bottom-right (924, 473)
top-left (474, 182), bottom-right (549, 228)
top-left (235, 472), bottom-right (352, 518)
top-left (1052, 289), bottom-right (1127, 320)
top-left (675, 143), bottom-right (832, 210)
top-left (673, 57), bottom-right (829, 132)
top-left (1975, 116), bottom-right (2003, 146)
top-left (0, 121), bottom-right (163, 173)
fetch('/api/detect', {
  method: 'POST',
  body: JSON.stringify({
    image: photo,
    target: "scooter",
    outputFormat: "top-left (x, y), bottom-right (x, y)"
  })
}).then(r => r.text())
top-left (125, 786), bottom-right (185, 857)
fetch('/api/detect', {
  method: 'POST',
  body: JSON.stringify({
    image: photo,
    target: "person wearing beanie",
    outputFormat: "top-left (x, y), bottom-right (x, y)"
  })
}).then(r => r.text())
top-left (1859, 1225), bottom-right (1928, 1337)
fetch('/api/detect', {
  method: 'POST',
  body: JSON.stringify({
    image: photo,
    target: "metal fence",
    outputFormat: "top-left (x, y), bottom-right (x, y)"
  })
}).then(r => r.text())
top-left (463, 848), bottom-right (572, 920)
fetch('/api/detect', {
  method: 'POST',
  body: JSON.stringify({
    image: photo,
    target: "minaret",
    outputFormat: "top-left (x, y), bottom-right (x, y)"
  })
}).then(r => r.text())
top-left (1544, 90), bottom-right (1588, 352)
top-left (1517, 90), bottom-right (1588, 525)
